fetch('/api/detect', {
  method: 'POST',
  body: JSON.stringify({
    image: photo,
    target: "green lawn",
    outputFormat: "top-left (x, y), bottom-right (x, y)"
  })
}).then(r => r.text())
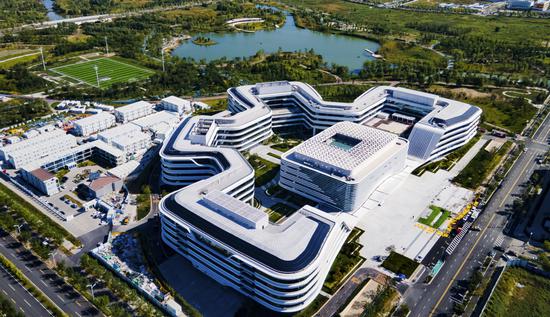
top-left (453, 141), bottom-right (512, 189)
top-left (418, 205), bottom-right (451, 229)
top-left (267, 202), bottom-right (295, 222)
top-left (323, 228), bottom-right (365, 293)
top-left (483, 267), bottom-right (550, 317)
top-left (382, 251), bottom-right (419, 277)
top-left (247, 154), bottom-right (280, 186)
top-left (50, 57), bottom-right (154, 89)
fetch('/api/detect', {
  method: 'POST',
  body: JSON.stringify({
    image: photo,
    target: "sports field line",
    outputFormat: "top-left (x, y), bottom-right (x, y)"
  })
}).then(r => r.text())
top-left (107, 58), bottom-right (156, 74)
top-left (49, 67), bottom-right (91, 87)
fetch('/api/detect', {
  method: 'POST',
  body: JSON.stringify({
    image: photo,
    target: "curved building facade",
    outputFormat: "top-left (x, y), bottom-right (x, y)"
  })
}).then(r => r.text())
top-left (159, 115), bottom-right (354, 312)
top-left (158, 81), bottom-right (481, 312)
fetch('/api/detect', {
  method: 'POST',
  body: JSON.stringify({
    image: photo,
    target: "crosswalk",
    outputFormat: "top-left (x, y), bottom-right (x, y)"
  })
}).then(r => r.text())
top-left (445, 221), bottom-right (472, 255)
top-left (494, 235), bottom-right (504, 248)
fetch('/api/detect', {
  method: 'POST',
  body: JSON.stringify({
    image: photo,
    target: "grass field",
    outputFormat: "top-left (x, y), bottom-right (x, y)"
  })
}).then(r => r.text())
top-left (50, 57), bottom-right (154, 89)
top-left (483, 267), bottom-right (550, 317)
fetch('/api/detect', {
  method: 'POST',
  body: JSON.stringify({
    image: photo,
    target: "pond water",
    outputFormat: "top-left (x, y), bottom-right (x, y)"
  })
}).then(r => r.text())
top-left (171, 13), bottom-right (380, 72)
top-left (41, 0), bottom-right (65, 21)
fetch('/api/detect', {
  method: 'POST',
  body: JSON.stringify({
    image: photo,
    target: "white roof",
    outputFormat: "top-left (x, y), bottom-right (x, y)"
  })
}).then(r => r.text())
top-left (97, 123), bottom-right (141, 140)
top-left (111, 131), bottom-right (150, 147)
top-left (74, 112), bottom-right (115, 126)
top-left (161, 96), bottom-right (190, 107)
top-left (107, 160), bottom-right (140, 179)
top-left (114, 101), bottom-right (152, 114)
top-left (131, 111), bottom-right (180, 129)
top-left (285, 122), bottom-right (408, 180)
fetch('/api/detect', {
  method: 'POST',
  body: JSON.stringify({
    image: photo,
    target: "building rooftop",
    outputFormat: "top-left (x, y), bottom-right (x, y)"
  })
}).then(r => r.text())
top-left (97, 123), bottom-right (141, 141)
top-left (88, 175), bottom-right (121, 191)
top-left (30, 168), bottom-right (56, 181)
top-left (111, 131), bottom-right (150, 147)
top-left (287, 122), bottom-right (404, 179)
top-left (114, 101), bottom-right (152, 114)
top-left (161, 96), bottom-right (190, 107)
top-left (131, 111), bottom-right (180, 129)
top-left (74, 112), bottom-right (115, 126)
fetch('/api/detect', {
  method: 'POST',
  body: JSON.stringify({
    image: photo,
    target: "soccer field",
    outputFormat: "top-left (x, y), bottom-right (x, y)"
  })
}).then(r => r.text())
top-left (50, 57), bottom-right (155, 89)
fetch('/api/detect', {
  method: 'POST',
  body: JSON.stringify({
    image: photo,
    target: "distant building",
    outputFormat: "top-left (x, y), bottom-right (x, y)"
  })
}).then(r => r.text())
top-left (114, 101), bottom-right (154, 123)
top-left (507, 0), bottom-right (534, 9)
top-left (73, 113), bottom-right (116, 136)
top-left (20, 168), bottom-right (60, 196)
top-left (160, 96), bottom-right (191, 115)
top-left (280, 122), bottom-right (408, 211)
top-left (85, 175), bottom-right (123, 198)
top-left (534, 0), bottom-right (550, 10)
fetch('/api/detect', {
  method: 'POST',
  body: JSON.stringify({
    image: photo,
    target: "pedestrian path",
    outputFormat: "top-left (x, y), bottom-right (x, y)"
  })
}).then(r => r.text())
top-left (446, 221), bottom-right (472, 255)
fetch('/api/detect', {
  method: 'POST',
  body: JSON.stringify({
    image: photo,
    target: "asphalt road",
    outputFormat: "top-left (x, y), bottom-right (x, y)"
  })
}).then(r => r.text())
top-left (0, 230), bottom-right (101, 317)
top-left (403, 110), bottom-right (550, 317)
top-left (0, 263), bottom-right (52, 316)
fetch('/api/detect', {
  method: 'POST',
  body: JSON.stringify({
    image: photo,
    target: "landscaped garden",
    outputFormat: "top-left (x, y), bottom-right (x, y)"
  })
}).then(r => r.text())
top-left (323, 227), bottom-right (365, 294)
top-left (453, 140), bottom-right (513, 189)
top-left (381, 251), bottom-right (419, 278)
top-left (266, 202), bottom-right (295, 223)
top-left (246, 154), bottom-right (280, 186)
top-left (418, 205), bottom-right (451, 229)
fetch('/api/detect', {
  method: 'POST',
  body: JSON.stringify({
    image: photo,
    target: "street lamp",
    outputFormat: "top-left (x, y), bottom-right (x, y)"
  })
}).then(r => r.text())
top-left (87, 281), bottom-right (99, 299)
top-left (94, 65), bottom-right (100, 88)
top-left (13, 223), bottom-right (24, 234)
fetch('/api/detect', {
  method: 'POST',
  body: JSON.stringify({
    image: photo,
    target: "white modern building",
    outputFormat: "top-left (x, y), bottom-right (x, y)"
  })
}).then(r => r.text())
top-left (280, 122), bottom-right (408, 211)
top-left (158, 81), bottom-right (482, 312)
top-left (73, 112), bottom-right (116, 136)
top-left (114, 101), bottom-right (154, 123)
top-left (507, 0), bottom-right (534, 9)
top-left (0, 130), bottom-right (77, 169)
top-left (160, 96), bottom-right (191, 115)
top-left (159, 117), bottom-right (354, 312)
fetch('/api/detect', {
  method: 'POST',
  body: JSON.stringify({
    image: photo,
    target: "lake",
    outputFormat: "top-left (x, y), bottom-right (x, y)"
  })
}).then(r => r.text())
top-left (171, 13), bottom-right (380, 72)
top-left (41, 0), bottom-right (65, 21)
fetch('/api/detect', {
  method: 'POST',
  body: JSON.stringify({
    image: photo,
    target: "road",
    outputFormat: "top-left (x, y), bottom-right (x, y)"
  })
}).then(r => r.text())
top-left (0, 1), bottom-right (213, 35)
top-left (0, 230), bottom-right (101, 317)
top-left (403, 107), bottom-right (550, 317)
top-left (316, 268), bottom-right (381, 317)
top-left (0, 262), bottom-right (52, 316)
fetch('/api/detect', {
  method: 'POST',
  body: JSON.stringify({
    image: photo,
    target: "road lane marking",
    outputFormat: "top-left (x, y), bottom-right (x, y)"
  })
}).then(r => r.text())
top-left (1, 289), bottom-right (7, 295)
top-left (57, 294), bottom-right (65, 302)
top-left (40, 280), bottom-right (48, 287)
top-left (429, 213), bottom-right (497, 316)
top-left (8, 284), bottom-right (15, 291)
top-left (10, 298), bottom-right (15, 304)
top-left (24, 299), bottom-right (31, 307)
top-left (75, 301), bottom-right (82, 307)
top-left (19, 307), bottom-right (25, 313)
top-left (498, 153), bottom-right (534, 208)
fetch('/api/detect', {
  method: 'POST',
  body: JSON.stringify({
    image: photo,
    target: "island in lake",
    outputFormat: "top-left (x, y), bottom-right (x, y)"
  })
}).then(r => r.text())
top-left (192, 36), bottom-right (217, 46)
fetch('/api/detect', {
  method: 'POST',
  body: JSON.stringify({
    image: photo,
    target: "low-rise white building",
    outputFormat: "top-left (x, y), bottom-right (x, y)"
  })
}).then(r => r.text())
top-left (280, 122), bottom-right (408, 212)
top-left (112, 131), bottom-right (151, 154)
top-left (114, 101), bottom-right (154, 123)
top-left (131, 111), bottom-right (181, 141)
top-left (160, 96), bottom-right (191, 115)
top-left (0, 130), bottom-right (77, 169)
top-left (97, 123), bottom-right (141, 144)
top-left (20, 168), bottom-right (60, 196)
top-left (73, 113), bottom-right (116, 136)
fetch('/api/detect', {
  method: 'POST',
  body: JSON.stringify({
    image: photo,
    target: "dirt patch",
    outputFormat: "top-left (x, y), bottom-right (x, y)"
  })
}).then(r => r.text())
top-left (429, 86), bottom-right (491, 99)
